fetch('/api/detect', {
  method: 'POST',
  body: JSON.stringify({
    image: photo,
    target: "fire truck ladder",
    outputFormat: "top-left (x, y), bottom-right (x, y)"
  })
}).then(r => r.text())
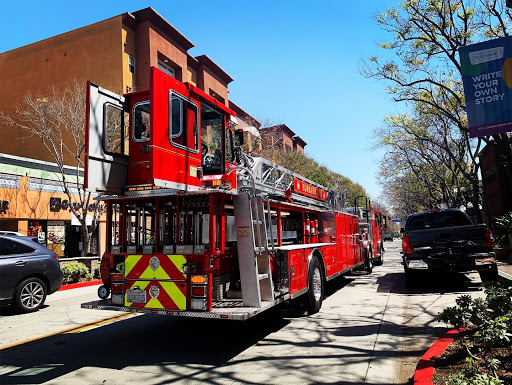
top-left (233, 192), bottom-right (274, 307)
top-left (238, 156), bottom-right (344, 211)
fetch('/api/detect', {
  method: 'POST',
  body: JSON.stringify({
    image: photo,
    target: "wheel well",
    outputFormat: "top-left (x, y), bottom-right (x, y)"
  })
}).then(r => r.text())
top-left (14, 274), bottom-right (51, 297)
top-left (309, 249), bottom-right (326, 282)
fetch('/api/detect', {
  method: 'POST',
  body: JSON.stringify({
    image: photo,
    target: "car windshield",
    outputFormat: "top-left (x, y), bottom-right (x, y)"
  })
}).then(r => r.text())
top-left (407, 211), bottom-right (472, 231)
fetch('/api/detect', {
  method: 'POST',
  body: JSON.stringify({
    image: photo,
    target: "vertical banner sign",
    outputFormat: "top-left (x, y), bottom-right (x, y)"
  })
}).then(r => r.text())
top-left (459, 36), bottom-right (512, 137)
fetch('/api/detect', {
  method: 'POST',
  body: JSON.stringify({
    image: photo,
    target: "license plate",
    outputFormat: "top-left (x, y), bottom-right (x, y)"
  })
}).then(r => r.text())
top-left (127, 289), bottom-right (146, 303)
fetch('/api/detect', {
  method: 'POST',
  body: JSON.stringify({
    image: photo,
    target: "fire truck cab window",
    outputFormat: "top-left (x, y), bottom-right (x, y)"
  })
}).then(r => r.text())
top-left (201, 103), bottom-right (223, 174)
top-left (133, 102), bottom-right (150, 142)
top-left (104, 104), bottom-right (129, 155)
top-left (169, 93), bottom-right (199, 152)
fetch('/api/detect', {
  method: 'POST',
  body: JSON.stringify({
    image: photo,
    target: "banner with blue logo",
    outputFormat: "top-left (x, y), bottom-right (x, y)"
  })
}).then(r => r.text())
top-left (459, 36), bottom-right (512, 137)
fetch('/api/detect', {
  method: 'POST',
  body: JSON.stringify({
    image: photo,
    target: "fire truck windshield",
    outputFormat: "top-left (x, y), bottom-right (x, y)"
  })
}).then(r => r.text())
top-left (201, 103), bottom-right (223, 174)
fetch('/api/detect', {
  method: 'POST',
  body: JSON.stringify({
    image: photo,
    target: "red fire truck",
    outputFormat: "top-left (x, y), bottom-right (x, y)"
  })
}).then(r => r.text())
top-left (81, 67), bottom-right (375, 320)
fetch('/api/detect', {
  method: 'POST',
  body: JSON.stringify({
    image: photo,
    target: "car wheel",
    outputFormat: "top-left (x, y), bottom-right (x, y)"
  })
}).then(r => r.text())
top-left (14, 277), bottom-right (47, 313)
top-left (479, 265), bottom-right (498, 282)
top-left (306, 256), bottom-right (324, 315)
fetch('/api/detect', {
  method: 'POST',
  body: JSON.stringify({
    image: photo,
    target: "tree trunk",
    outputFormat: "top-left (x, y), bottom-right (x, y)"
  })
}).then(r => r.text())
top-left (82, 223), bottom-right (90, 257)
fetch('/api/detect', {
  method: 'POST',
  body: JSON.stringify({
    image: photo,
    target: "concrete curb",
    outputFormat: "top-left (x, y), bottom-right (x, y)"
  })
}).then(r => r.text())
top-left (58, 280), bottom-right (102, 291)
top-left (498, 269), bottom-right (512, 281)
top-left (413, 328), bottom-right (460, 384)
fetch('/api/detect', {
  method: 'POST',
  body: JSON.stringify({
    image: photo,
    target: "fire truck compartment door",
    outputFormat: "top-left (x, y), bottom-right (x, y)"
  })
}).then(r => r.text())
top-left (85, 82), bottom-right (128, 194)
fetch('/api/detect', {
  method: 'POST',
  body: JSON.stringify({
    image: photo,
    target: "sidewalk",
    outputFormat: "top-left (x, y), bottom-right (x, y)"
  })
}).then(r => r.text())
top-left (497, 251), bottom-right (512, 279)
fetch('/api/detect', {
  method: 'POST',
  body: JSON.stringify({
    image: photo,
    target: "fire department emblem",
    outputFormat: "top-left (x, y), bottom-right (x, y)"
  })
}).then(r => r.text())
top-left (149, 256), bottom-right (160, 271)
top-left (149, 284), bottom-right (160, 300)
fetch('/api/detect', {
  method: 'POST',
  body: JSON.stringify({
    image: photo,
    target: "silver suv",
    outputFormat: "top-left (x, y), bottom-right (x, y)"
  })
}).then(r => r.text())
top-left (0, 235), bottom-right (63, 313)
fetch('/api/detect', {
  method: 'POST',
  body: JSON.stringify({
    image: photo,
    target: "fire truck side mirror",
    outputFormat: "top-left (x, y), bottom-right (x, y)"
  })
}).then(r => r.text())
top-left (234, 129), bottom-right (245, 147)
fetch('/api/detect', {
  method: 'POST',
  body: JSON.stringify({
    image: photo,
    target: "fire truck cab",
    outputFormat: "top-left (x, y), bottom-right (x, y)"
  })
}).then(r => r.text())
top-left (82, 67), bottom-right (372, 320)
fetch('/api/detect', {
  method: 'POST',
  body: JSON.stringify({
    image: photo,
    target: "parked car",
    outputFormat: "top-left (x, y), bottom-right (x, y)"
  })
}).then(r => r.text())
top-left (0, 234), bottom-right (62, 313)
top-left (383, 234), bottom-right (393, 241)
top-left (401, 209), bottom-right (497, 288)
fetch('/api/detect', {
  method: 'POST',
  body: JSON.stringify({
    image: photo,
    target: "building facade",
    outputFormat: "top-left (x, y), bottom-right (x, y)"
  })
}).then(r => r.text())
top-left (260, 124), bottom-right (307, 154)
top-left (480, 141), bottom-right (512, 222)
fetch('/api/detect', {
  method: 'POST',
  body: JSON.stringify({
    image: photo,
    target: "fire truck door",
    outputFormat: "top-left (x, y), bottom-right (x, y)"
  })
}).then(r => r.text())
top-left (85, 82), bottom-right (128, 194)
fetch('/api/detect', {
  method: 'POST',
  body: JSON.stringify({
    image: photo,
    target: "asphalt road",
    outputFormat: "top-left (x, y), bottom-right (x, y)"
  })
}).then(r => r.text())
top-left (0, 240), bottom-right (486, 384)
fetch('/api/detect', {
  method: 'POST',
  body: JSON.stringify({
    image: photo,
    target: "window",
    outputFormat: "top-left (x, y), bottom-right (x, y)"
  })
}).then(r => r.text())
top-left (158, 61), bottom-right (175, 78)
top-left (226, 129), bottom-right (234, 163)
top-left (407, 211), bottom-right (472, 231)
top-left (133, 102), bottom-right (150, 142)
top-left (0, 238), bottom-right (35, 256)
top-left (169, 91), bottom-right (199, 152)
top-left (104, 104), bottom-right (129, 155)
top-left (128, 55), bottom-right (135, 74)
top-left (201, 102), bottom-right (224, 174)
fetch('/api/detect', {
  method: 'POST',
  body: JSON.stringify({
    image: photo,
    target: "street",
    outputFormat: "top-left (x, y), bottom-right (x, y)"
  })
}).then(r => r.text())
top-left (0, 241), bottom-right (485, 384)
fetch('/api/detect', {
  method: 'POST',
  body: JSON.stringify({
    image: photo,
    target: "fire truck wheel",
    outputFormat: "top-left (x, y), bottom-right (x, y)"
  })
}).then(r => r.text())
top-left (306, 256), bottom-right (324, 315)
top-left (374, 246), bottom-right (384, 266)
top-left (365, 250), bottom-right (373, 274)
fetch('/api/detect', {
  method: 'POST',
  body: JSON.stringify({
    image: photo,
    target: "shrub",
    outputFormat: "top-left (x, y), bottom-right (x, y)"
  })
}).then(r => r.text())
top-left (447, 373), bottom-right (503, 385)
top-left (61, 262), bottom-right (93, 283)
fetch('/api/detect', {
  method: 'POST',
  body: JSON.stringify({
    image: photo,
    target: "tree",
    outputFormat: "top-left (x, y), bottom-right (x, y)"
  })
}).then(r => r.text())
top-left (363, 0), bottom-right (512, 221)
top-left (258, 148), bottom-right (367, 207)
top-left (0, 80), bottom-right (104, 256)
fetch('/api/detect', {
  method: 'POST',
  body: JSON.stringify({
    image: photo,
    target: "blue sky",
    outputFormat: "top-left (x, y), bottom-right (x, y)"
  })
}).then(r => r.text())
top-left (0, 1), bottom-right (401, 200)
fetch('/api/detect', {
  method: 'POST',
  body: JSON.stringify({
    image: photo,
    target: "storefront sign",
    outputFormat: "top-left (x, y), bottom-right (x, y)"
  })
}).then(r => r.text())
top-left (49, 197), bottom-right (102, 212)
top-left (459, 36), bottom-right (512, 137)
top-left (293, 178), bottom-right (328, 201)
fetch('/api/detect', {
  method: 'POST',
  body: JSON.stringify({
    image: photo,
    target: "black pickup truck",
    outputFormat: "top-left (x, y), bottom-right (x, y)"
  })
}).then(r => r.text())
top-left (401, 209), bottom-right (497, 287)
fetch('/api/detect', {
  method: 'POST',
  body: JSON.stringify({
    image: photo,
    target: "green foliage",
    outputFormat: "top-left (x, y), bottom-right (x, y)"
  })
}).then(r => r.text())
top-left (474, 316), bottom-right (512, 350)
top-left (494, 212), bottom-right (512, 233)
top-left (466, 356), bottom-right (480, 376)
top-left (483, 282), bottom-right (512, 317)
top-left (447, 373), bottom-right (503, 385)
top-left (436, 294), bottom-right (488, 330)
top-left (62, 262), bottom-right (93, 283)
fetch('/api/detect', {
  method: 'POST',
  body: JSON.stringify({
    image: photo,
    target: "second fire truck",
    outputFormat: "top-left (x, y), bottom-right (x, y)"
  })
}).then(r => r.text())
top-left (81, 67), bottom-right (383, 320)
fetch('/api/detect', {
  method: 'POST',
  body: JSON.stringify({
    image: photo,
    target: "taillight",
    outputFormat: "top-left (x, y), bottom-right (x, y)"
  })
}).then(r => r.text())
top-left (191, 286), bottom-right (206, 297)
top-left (402, 235), bottom-right (411, 254)
top-left (51, 254), bottom-right (60, 260)
top-left (485, 228), bottom-right (494, 248)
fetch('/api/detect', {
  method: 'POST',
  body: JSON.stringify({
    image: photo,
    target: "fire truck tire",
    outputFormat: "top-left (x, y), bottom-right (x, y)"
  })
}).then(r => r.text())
top-left (306, 256), bottom-right (324, 315)
top-left (374, 245), bottom-right (384, 266)
top-left (365, 250), bottom-right (373, 274)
